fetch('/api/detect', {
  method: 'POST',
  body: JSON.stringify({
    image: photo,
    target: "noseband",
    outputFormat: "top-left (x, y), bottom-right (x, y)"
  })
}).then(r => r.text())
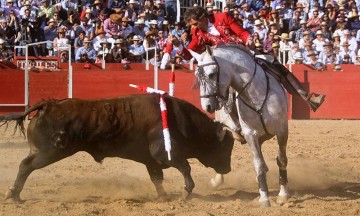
top-left (196, 56), bottom-right (222, 99)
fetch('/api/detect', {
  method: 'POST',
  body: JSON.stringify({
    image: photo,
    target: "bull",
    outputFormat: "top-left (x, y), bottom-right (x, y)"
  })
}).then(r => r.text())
top-left (1, 94), bottom-right (235, 202)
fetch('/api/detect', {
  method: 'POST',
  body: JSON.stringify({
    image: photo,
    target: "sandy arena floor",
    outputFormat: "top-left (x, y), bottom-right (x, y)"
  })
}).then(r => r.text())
top-left (1, 120), bottom-right (360, 216)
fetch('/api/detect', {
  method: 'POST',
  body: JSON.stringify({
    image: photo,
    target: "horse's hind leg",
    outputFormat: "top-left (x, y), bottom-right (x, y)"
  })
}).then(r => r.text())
top-left (5, 150), bottom-right (68, 202)
top-left (246, 134), bottom-right (270, 207)
top-left (276, 131), bottom-right (290, 205)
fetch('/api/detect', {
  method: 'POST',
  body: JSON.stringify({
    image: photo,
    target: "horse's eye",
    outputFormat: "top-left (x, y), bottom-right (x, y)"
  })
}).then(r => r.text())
top-left (208, 73), bottom-right (215, 79)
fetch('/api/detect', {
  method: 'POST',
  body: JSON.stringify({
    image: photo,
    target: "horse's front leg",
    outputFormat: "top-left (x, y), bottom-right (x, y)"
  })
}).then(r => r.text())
top-left (276, 132), bottom-right (290, 204)
top-left (246, 133), bottom-right (270, 207)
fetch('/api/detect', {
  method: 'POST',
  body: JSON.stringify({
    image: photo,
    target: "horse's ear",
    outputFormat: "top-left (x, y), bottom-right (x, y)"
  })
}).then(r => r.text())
top-left (206, 45), bottom-right (213, 56)
top-left (188, 49), bottom-right (204, 63)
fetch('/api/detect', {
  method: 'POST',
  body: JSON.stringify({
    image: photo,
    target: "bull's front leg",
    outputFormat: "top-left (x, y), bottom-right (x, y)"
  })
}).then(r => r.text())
top-left (168, 159), bottom-right (195, 198)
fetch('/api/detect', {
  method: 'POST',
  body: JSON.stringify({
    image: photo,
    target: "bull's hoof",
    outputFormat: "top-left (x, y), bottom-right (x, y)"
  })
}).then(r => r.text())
top-left (259, 199), bottom-right (271, 208)
top-left (276, 195), bottom-right (289, 205)
top-left (4, 189), bottom-right (23, 203)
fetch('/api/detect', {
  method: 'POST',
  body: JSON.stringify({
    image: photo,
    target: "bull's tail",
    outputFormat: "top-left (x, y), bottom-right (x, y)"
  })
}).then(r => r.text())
top-left (0, 101), bottom-right (48, 136)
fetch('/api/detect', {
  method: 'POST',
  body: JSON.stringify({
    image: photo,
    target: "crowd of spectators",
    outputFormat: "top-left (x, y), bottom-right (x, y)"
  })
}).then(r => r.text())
top-left (1, 0), bottom-right (360, 70)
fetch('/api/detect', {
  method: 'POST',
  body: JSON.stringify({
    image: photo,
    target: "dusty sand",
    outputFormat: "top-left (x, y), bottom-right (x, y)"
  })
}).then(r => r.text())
top-left (1, 120), bottom-right (360, 216)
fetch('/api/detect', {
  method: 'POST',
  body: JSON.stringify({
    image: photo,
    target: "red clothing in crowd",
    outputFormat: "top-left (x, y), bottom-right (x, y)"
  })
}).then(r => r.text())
top-left (183, 12), bottom-right (251, 60)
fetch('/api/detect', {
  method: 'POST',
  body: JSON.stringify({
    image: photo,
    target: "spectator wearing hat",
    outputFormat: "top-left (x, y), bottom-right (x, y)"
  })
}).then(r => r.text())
top-left (205, 3), bottom-right (213, 13)
top-left (19, 1), bottom-right (37, 21)
top-left (83, 8), bottom-right (94, 24)
top-left (111, 38), bottom-right (129, 63)
top-left (212, 6), bottom-right (221, 14)
top-left (132, 19), bottom-right (146, 41)
top-left (303, 41), bottom-right (315, 64)
top-left (298, 31), bottom-right (312, 49)
top-left (319, 21), bottom-right (331, 40)
top-left (288, 43), bottom-right (304, 64)
top-left (147, 19), bottom-right (159, 36)
top-left (129, 35), bottom-right (145, 62)
top-left (97, 9), bottom-right (108, 23)
top-left (295, 3), bottom-right (308, 20)
top-left (295, 20), bottom-right (312, 42)
top-left (354, 53), bottom-right (360, 65)
top-left (124, 0), bottom-right (137, 22)
top-left (279, 33), bottom-right (293, 51)
top-left (159, 20), bottom-right (170, 38)
top-left (269, 9), bottom-right (284, 32)
top-left (270, 42), bottom-right (280, 59)
top-left (307, 50), bottom-right (326, 70)
top-left (0, 17), bottom-right (16, 46)
top-left (267, 21), bottom-right (281, 36)
top-left (143, 30), bottom-right (159, 59)
top-left (313, 30), bottom-right (329, 53)
top-left (75, 37), bottom-right (96, 62)
top-left (0, 38), bottom-right (13, 61)
top-left (30, 19), bottom-right (45, 56)
top-left (91, 0), bottom-right (103, 18)
top-left (339, 41), bottom-right (356, 63)
top-left (332, 32), bottom-right (341, 47)
top-left (4, 0), bottom-right (19, 17)
top-left (96, 38), bottom-right (112, 60)
top-left (120, 17), bottom-right (132, 38)
top-left (92, 28), bottom-right (114, 52)
top-left (38, 0), bottom-right (54, 19)
top-left (53, 27), bottom-right (69, 57)
top-left (340, 29), bottom-right (357, 52)
top-left (318, 41), bottom-right (339, 64)
top-left (104, 13), bottom-right (121, 37)
top-left (77, 17), bottom-right (92, 39)
top-left (253, 19), bottom-right (266, 39)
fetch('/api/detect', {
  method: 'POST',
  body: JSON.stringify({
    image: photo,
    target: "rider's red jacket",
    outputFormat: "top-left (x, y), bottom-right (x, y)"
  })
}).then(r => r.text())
top-left (182, 12), bottom-right (251, 60)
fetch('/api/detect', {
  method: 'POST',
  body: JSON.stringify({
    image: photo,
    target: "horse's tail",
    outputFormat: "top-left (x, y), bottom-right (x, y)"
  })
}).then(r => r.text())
top-left (0, 101), bottom-right (48, 137)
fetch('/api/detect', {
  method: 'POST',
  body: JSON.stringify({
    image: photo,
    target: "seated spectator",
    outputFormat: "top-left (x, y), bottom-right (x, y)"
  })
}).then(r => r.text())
top-left (132, 19), bottom-right (146, 41)
top-left (159, 20), bottom-right (170, 38)
top-left (157, 29), bottom-right (167, 51)
top-left (5, 0), bottom-right (20, 17)
top-left (104, 13), bottom-right (122, 38)
top-left (354, 53), bottom-right (360, 65)
top-left (128, 35), bottom-right (145, 63)
top-left (0, 17), bottom-right (16, 46)
top-left (147, 19), bottom-right (159, 36)
top-left (180, 31), bottom-right (190, 48)
top-left (339, 42), bottom-right (356, 63)
top-left (120, 17), bottom-right (132, 38)
top-left (253, 20), bottom-right (266, 41)
top-left (299, 31), bottom-right (311, 49)
top-left (263, 32), bottom-right (275, 54)
top-left (313, 30), bottom-right (329, 53)
top-left (279, 33), bottom-right (293, 52)
top-left (171, 21), bottom-right (184, 39)
top-left (53, 27), bottom-right (69, 56)
top-left (271, 42), bottom-right (280, 59)
top-left (38, 0), bottom-right (54, 19)
top-left (75, 37), bottom-right (96, 62)
top-left (267, 21), bottom-right (280, 36)
top-left (340, 29), bottom-right (357, 52)
top-left (92, 28), bottom-right (114, 52)
top-left (306, 10), bottom-right (321, 33)
top-left (77, 17), bottom-right (92, 39)
top-left (143, 31), bottom-right (158, 60)
top-left (320, 22), bottom-right (332, 40)
top-left (319, 41), bottom-right (340, 64)
top-left (288, 43), bottom-right (304, 64)
top-left (111, 38), bottom-right (129, 63)
top-left (74, 30), bottom-right (85, 54)
top-left (307, 50), bottom-right (326, 71)
top-left (0, 38), bottom-right (13, 62)
top-left (332, 32), bottom-right (341, 47)
top-left (295, 20), bottom-right (312, 42)
top-left (19, 1), bottom-right (37, 21)
top-left (303, 41), bottom-right (315, 64)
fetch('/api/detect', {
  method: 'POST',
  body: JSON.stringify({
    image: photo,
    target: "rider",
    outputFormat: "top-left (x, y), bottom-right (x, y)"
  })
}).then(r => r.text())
top-left (181, 6), bottom-right (325, 112)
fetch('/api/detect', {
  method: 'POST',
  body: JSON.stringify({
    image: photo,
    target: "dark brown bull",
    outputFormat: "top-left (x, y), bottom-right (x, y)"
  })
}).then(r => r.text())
top-left (1, 94), bottom-right (234, 202)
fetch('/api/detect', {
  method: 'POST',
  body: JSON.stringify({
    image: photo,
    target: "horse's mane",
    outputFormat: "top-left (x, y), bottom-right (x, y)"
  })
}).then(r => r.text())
top-left (214, 43), bottom-right (255, 60)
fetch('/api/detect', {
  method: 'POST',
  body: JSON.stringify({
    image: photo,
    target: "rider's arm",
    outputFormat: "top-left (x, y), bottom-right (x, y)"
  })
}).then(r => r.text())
top-left (224, 13), bottom-right (251, 43)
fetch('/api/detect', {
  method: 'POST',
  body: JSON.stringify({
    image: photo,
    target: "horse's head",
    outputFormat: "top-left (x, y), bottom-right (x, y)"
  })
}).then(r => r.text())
top-left (189, 46), bottom-right (229, 113)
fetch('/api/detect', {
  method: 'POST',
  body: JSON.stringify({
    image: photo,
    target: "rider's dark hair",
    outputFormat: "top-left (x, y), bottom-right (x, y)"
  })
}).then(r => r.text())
top-left (184, 6), bottom-right (208, 24)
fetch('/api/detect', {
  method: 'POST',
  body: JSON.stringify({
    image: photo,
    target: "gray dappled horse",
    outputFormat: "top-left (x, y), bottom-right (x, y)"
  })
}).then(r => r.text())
top-left (189, 44), bottom-right (290, 207)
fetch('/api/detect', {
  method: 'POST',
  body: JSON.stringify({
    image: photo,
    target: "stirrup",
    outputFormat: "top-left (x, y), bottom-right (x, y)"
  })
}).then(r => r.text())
top-left (308, 93), bottom-right (326, 112)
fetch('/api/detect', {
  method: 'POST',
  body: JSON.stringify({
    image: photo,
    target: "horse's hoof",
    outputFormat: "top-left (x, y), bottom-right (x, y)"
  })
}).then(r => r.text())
top-left (259, 199), bottom-right (271, 208)
top-left (181, 188), bottom-right (191, 200)
top-left (209, 175), bottom-right (224, 188)
top-left (4, 189), bottom-right (23, 203)
top-left (276, 195), bottom-right (289, 205)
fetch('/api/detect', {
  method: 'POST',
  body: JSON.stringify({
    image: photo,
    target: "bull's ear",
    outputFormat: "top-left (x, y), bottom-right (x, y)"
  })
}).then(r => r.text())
top-left (206, 45), bottom-right (213, 56)
top-left (188, 49), bottom-right (204, 63)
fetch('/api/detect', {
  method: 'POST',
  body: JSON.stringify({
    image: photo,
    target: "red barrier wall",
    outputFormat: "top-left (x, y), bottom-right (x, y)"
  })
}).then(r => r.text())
top-left (1, 63), bottom-right (360, 119)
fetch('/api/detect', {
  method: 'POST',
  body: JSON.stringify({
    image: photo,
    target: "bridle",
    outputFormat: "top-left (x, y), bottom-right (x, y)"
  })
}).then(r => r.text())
top-left (196, 55), bottom-right (222, 99)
